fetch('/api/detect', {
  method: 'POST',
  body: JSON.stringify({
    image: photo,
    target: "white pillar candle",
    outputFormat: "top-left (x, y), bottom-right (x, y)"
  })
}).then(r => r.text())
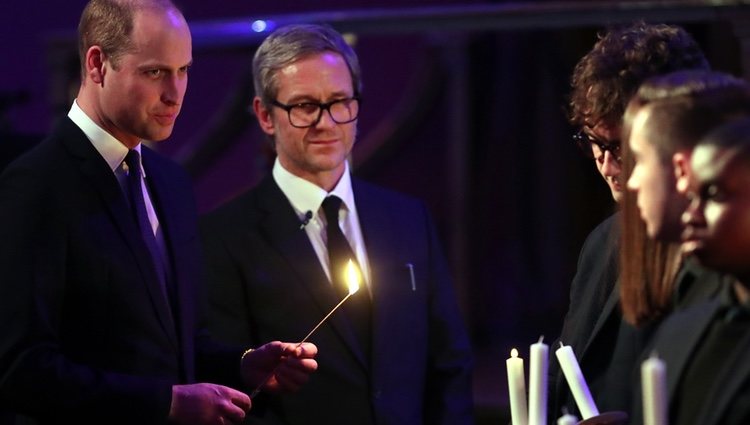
top-left (557, 412), bottom-right (579, 425)
top-left (529, 336), bottom-right (549, 425)
top-left (641, 353), bottom-right (667, 425)
top-left (555, 343), bottom-right (599, 419)
top-left (507, 348), bottom-right (529, 425)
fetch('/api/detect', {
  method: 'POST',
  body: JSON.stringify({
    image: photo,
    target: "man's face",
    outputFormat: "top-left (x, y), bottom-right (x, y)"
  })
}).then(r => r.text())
top-left (626, 108), bottom-right (686, 241)
top-left (98, 8), bottom-right (192, 147)
top-left (682, 144), bottom-right (750, 276)
top-left (583, 121), bottom-right (623, 202)
top-left (256, 52), bottom-right (357, 187)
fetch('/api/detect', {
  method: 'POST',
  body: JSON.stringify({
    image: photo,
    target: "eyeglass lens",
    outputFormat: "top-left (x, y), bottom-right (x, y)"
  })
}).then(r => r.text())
top-left (289, 99), bottom-right (359, 127)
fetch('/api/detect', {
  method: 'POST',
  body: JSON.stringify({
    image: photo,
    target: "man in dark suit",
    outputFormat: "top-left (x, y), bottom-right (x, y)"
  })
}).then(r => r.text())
top-left (0, 1), bottom-right (317, 424)
top-left (200, 24), bottom-right (473, 425)
top-left (550, 23), bottom-right (709, 421)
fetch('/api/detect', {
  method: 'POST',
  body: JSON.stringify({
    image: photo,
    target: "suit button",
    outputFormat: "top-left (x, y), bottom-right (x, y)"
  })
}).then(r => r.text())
top-left (372, 389), bottom-right (382, 399)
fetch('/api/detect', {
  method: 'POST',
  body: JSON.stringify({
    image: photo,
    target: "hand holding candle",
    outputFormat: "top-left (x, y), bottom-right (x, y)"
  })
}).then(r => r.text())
top-left (250, 260), bottom-right (361, 398)
top-left (507, 348), bottom-right (529, 425)
top-left (529, 336), bottom-right (549, 425)
top-left (641, 352), bottom-right (667, 425)
top-left (555, 342), bottom-right (599, 419)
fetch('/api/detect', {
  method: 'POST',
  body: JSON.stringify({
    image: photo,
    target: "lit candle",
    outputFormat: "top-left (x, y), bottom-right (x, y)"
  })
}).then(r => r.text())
top-left (507, 348), bottom-right (528, 425)
top-left (557, 412), bottom-right (579, 425)
top-left (641, 352), bottom-right (667, 425)
top-left (529, 336), bottom-right (548, 425)
top-left (555, 342), bottom-right (599, 419)
top-left (250, 260), bottom-right (361, 398)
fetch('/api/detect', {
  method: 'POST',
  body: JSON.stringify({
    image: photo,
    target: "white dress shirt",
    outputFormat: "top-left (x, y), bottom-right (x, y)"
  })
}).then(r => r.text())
top-left (272, 158), bottom-right (371, 295)
top-left (68, 100), bottom-right (161, 237)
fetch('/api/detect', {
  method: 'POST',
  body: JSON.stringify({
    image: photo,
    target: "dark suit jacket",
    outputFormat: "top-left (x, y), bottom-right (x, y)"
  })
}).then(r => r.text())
top-left (549, 213), bottom-right (648, 421)
top-left (200, 174), bottom-right (474, 425)
top-left (631, 297), bottom-right (750, 425)
top-left (629, 263), bottom-right (739, 425)
top-left (0, 118), bottom-right (241, 424)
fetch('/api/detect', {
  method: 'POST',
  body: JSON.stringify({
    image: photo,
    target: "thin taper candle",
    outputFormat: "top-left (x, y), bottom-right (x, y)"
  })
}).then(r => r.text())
top-left (507, 348), bottom-right (529, 425)
top-left (529, 336), bottom-right (549, 425)
top-left (642, 352), bottom-right (667, 425)
top-left (555, 342), bottom-right (599, 419)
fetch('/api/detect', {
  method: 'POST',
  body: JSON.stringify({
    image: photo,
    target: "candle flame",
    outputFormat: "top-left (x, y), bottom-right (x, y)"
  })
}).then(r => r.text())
top-left (511, 348), bottom-right (518, 358)
top-left (345, 259), bottom-right (361, 295)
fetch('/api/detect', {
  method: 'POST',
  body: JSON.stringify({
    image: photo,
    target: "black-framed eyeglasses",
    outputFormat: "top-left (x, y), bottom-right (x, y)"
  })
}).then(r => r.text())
top-left (270, 97), bottom-right (361, 128)
top-left (573, 130), bottom-right (622, 163)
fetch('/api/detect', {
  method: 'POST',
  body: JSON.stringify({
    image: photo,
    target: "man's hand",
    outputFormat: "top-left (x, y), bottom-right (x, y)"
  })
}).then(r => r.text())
top-left (169, 383), bottom-right (251, 425)
top-left (241, 341), bottom-right (318, 394)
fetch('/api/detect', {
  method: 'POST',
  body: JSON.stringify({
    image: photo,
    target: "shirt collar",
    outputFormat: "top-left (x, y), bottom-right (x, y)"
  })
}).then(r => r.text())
top-left (67, 100), bottom-right (144, 175)
top-left (272, 158), bottom-right (355, 218)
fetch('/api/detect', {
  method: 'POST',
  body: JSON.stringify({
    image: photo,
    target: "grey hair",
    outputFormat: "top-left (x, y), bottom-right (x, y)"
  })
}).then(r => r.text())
top-left (252, 23), bottom-right (362, 105)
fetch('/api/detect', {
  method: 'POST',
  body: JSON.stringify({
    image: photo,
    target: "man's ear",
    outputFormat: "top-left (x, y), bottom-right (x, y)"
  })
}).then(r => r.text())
top-left (673, 151), bottom-right (691, 194)
top-left (85, 46), bottom-right (106, 85)
top-left (253, 96), bottom-right (275, 136)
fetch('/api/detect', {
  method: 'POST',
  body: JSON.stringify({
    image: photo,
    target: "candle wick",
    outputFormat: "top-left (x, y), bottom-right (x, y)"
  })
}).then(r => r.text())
top-left (538, 335), bottom-right (545, 343)
top-left (559, 341), bottom-right (564, 349)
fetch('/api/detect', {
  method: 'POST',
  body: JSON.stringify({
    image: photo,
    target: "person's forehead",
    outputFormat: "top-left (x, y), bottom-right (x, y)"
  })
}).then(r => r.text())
top-left (691, 145), bottom-right (741, 182)
top-left (627, 109), bottom-right (652, 151)
top-left (275, 52), bottom-right (353, 97)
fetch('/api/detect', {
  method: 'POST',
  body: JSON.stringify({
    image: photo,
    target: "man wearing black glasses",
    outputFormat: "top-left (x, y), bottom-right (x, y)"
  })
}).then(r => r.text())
top-left (550, 22), bottom-right (709, 421)
top-left (199, 24), bottom-right (473, 425)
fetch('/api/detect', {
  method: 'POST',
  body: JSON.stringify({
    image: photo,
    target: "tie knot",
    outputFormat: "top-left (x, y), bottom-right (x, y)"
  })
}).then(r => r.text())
top-left (322, 195), bottom-right (343, 225)
top-left (124, 150), bottom-right (141, 177)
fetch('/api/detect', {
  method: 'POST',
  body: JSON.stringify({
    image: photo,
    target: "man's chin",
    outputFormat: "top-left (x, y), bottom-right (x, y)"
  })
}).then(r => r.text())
top-left (611, 188), bottom-right (623, 203)
top-left (682, 240), bottom-right (708, 262)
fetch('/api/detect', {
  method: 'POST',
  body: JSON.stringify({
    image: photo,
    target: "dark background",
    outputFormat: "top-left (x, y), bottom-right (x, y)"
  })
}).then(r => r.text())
top-left (2, 1), bottom-right (746, 422)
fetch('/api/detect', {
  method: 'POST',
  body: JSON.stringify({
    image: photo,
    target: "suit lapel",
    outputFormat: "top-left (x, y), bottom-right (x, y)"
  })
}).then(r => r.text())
top-left (140, 149), bottom-right (182, 349)
top-left (658, 299), bottom-right (722, 402)
top-left (256, 176), bottom-right (368, 369)
top-left (694, 317), bottom-right (750, 425)
top-left (59, 124), bottom-right (179, 351)
top-left (581, 281), bottom-right (620, 360)
top-left (351, 179), bottom-right (405, 371)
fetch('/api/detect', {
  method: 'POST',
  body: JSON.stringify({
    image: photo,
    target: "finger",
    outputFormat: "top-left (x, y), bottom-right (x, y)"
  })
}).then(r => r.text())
top-left (295, 342), bottom-right (318, 358)
top-left (274, 363), bottom-right (315, 390)
top-left (226, 388), bottom-right (252, 412)
top-left (221, 400), bottom-right (249, 424)
top-left (287, 356), bottom-right (318, 372)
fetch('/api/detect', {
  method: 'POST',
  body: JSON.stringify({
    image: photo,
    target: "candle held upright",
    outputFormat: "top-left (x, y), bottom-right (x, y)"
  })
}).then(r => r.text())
top-left (641, 353), bottom-right (667, 425)
top-left (507, 348), bottom-right (529, 425)
top-left (529, 336), bottom-right (549, 425)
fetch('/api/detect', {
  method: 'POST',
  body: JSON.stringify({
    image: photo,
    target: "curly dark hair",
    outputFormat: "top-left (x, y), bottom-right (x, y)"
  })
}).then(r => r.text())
top-left (569, 21), bottom-right (709, 128)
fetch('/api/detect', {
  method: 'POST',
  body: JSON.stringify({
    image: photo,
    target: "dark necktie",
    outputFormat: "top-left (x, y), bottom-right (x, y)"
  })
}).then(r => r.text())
top-left (124, 150), bottom-right (173, 310)
top-left (321, 195), bottom-right (371, 360)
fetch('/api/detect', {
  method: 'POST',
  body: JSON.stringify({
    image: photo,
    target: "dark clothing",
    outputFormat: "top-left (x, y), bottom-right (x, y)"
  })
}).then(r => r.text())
top-left (0, 118), bottom-right (242, 424)
top-left (550, 215), bottom-right (728, 424)
top-left (630, 278), bottom-right (748, 425)
top-left (200, 175), bottom-right (474, 425)
top-left (0, 131), bottom-right (40, 173)
top-left (550, 214), bottom-right (635, 420)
